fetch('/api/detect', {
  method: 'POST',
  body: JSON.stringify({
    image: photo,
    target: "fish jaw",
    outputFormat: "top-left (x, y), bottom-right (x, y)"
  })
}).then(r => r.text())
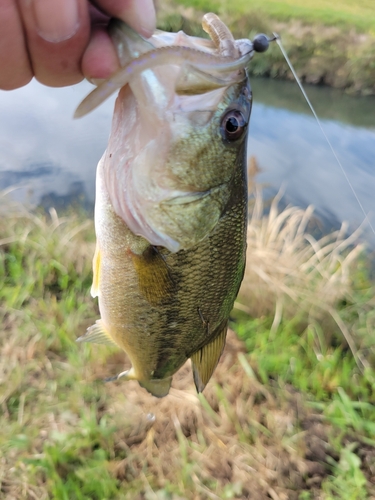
top-left (138, 377), bottom-right (173, 398)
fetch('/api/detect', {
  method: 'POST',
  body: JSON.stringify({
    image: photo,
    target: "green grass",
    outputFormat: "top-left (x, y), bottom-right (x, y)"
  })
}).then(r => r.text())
top-left (171, 0), bottom-right (375, 34)
top-left (1, 197), bottom-right (375, 498)
top-left (322, 443), bottom-right (368, 499)
top-left (158, 0), bottom-right (375, 95)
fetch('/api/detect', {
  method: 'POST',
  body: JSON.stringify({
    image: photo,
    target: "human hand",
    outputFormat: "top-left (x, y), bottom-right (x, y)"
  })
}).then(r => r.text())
top-left (0, 0), bottom-right (156, 90)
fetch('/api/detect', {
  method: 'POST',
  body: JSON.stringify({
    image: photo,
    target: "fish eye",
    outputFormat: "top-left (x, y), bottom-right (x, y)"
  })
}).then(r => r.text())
top-left (220, 109), bottom-right (247, 142)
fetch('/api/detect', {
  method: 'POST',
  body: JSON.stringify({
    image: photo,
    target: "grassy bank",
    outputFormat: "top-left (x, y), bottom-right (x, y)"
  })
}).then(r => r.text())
top-left (157, 0), bottom-right (375, 95)
top-left (167, 0), bottom-right (375, 33)
top-left (1, 193), bottom-right (375, 499)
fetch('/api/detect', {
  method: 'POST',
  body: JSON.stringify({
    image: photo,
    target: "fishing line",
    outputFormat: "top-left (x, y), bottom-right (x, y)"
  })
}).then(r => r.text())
top-left (267, 33), bottom-right (375, 236)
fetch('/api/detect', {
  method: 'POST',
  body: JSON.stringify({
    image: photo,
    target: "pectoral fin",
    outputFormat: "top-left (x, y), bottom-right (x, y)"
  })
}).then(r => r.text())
top-left (131, 245), bottom-right (174, 306)
top-left (191, 323), bottom-right (228, 393)
top-left (77, 320), bottom-right (117, 347)
top-left (106, 368), bottom-right (172, 398)
top-left (105, 367), bottom-right (136, 382)
top-left (91, 244), bottom-right (101, 298)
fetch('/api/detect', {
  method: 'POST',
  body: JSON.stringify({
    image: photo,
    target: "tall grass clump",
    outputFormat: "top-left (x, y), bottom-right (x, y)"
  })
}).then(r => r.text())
top-left (240, 188), bottom-right (364, 327)
top-left (237, 187), bottom-right (375, 403)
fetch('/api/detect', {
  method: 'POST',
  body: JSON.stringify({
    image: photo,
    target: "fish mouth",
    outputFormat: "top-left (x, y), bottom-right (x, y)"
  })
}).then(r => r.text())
top-left (75, 13), bottom-right (254, 118)
top-left (89, 14), bottom-right (253, 253)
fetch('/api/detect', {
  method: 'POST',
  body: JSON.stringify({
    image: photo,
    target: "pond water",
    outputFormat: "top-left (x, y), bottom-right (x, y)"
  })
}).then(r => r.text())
top-left (1, 76), bottom-right (375, 243)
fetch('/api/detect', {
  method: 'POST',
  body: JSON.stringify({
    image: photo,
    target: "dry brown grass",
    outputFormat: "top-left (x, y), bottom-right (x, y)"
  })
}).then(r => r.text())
top-left (241, 187), bottom-right (363, 319)
top-left (239, 188), bottom-right (364, 358)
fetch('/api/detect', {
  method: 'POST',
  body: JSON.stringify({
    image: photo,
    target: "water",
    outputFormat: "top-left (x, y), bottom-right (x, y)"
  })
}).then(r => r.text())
top-left (1, 77), bottom-right (375, 241)
top-left (0, 80), bottom-right (114, 211)
top-left (249, 78), bottom-right (375, 239)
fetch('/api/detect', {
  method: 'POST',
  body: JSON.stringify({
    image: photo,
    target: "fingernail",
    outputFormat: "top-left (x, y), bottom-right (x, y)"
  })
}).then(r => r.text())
top-left (120, 0), bottom-right (156, 38)
top-left (33, 0), bottom-right (79, 43)
top-left (87, 77), bottom-right (105, 86)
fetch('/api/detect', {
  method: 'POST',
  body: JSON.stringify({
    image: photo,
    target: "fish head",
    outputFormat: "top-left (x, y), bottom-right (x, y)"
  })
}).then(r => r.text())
top-left (80, 16), bottom-right (254, 252)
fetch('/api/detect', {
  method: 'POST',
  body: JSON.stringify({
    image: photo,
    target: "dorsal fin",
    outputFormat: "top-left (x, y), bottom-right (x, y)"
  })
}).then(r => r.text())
top-left (190, 323), bottom-right (228, 393)
top-left (76, 320), bottom-right (118, 347)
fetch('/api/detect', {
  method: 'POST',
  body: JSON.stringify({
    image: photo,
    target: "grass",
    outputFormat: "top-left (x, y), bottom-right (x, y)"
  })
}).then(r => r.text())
top-left (322, 442), bottom-right (368, 499)
top-left (157, 0), bottom-right (375, 95)
top-left (170, 0), bottom-right (375, 34)
top-left (1, 189), bottom-right (375, 499)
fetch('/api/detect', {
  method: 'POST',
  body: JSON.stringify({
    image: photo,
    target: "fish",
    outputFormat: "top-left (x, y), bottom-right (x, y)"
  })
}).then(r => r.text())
top-left (76, 13), bottom-right (256, 397)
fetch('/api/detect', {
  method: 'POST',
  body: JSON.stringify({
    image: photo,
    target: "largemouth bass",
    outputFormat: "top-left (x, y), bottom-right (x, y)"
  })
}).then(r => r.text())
top-left (76, 14), bottom-right (256, 397)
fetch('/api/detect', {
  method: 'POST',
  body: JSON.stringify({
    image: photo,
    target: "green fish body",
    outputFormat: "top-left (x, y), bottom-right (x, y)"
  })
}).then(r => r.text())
top-left (77, 14), bottom-right (253, 397)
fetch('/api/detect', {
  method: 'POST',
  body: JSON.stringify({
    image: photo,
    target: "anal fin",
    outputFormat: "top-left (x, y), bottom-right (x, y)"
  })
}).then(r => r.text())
top-left (131, 245), bottom-right (174, 306)
top-left (191, 323), bottom-right (228, 393)
top-left (77, 320), bottom-right (118, 347)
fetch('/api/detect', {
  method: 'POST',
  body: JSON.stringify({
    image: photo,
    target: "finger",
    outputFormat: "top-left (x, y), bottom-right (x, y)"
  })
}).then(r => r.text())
top-left (0, 0), bottom-right (32, 90)
top-left (93, 0), bottom-right (156, 38)
top-left (88, 4), bottom-right (109, 26)
top-left (82, 1), bottom-right (156, 82)
top-left (81, 27), bottom-right (119, 81)
top-left (18, 0), bottom-right (91, 87)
